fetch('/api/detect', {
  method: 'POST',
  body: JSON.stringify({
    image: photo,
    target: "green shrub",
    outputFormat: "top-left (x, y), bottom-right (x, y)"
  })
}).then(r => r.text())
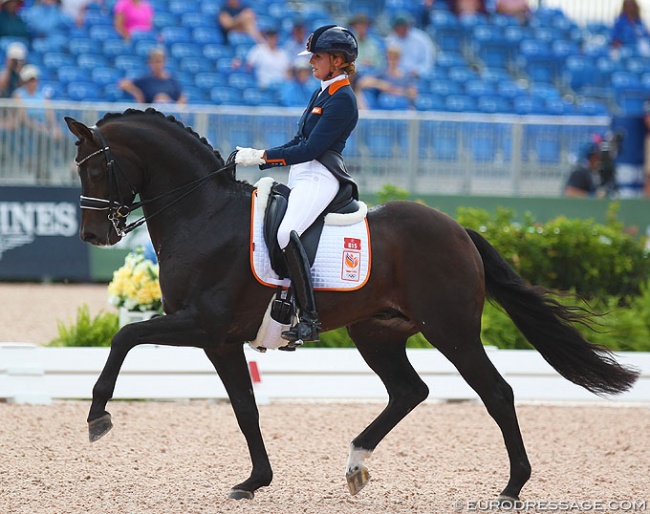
top-left (49, 304), bottom-right (118, 347)
top-left (375, 184), bottom-right (410, 204)
top-left (456, 206), bottom-right (650, 299)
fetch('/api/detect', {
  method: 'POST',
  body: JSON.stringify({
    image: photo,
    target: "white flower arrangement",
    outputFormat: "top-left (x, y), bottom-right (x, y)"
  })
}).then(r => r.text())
top-left (108, 248), bottom-right (162, 313)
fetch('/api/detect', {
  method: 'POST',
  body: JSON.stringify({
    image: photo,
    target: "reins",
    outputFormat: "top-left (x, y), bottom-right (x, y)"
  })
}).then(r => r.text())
top-left (76, 126), bottom-right (236, 236)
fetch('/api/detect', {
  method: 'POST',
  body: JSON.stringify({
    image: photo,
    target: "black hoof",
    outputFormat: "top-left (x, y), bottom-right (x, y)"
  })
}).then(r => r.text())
top-left (228, 489), bottom-right (254, 500)
top-left (88, 413), bottom-right (113, 442)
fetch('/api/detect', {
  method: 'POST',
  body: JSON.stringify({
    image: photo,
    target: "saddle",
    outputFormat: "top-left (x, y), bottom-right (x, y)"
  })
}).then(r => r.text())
top-left (263, 181), bottom-right (360, 278)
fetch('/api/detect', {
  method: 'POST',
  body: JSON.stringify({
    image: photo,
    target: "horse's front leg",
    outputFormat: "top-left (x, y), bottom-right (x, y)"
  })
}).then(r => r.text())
top-left (203, 343), bottom-right (272, 500)
top-left (88, 312), bottom-right (209, 442)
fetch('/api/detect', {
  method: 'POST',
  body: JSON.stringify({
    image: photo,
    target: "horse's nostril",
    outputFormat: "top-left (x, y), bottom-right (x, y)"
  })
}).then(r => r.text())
top-left (81, 231), bottom-right (97, 243)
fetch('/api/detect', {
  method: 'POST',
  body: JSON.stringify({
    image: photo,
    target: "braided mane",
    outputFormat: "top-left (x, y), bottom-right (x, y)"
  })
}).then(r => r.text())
top-left (97, 108), bottom-right (226, 167)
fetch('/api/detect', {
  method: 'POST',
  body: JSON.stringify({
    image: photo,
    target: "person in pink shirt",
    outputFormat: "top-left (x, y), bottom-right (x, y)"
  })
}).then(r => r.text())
top-left (113, 0), bottom-right (153, 40)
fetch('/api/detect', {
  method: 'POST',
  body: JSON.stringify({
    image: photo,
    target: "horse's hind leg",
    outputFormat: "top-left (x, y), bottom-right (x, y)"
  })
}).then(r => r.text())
top-left (345, 320), bottom-right (430, 495)
top-left (431, 329), bottom-right (531, 502)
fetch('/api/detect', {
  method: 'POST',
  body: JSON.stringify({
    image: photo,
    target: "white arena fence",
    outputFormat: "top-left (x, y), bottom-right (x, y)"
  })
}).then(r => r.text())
top-left (0, 100), bottom-right (608, 196)
top-left (1, 343), bottom-right (648, 405)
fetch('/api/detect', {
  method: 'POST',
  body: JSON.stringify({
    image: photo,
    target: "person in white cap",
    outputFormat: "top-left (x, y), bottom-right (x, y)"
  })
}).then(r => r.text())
top-left (12, 64), bottom-right (62, 179)
top-left (0, 41), bottom-right (26, 97)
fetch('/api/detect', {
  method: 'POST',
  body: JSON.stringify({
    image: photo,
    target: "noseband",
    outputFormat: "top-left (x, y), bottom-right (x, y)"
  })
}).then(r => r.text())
top-left (75, 126), bottom-right (236, 237)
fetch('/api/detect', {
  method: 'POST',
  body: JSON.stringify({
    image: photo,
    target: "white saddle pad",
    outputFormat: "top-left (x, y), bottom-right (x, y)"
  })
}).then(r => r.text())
top-left (250, 186), bottom-right (371, 291)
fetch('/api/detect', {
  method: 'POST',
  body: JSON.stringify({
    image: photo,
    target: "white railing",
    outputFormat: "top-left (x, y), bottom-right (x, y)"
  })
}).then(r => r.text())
top-left (1, 343), bottom-right (648, 405)
top-left (0, 99), bottom-right (608, 196)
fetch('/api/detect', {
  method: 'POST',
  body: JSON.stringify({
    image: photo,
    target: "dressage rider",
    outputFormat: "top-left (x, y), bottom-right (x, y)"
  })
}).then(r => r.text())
top-left (235, 25), bottom-right (360, 344)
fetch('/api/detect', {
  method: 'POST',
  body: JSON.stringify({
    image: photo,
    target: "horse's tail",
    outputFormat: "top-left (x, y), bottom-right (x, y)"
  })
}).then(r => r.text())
top-left (465, 228), bottom-right (639, 396)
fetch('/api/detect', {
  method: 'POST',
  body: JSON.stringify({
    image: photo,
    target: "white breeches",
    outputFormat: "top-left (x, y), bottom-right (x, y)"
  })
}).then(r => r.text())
top-left (277, 160), bottom-right (340, 249)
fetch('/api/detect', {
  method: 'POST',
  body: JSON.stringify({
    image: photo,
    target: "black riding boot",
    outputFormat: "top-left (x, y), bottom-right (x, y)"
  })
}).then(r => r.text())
top-left (281, 231), bottom-right (320, 343)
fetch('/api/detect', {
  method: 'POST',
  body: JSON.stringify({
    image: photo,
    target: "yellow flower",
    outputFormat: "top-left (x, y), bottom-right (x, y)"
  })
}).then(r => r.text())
top-left (107, 247), bottom-right (162, 312)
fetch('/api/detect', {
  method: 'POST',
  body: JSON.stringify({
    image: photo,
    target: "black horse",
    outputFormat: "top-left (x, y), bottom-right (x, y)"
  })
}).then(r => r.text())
top-left (64, 108), bottom-right (638, 502)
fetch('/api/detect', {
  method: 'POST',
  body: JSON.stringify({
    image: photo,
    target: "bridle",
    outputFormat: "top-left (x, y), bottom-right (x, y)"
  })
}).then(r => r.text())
top-left (76, 125), bottom-right (236, 237)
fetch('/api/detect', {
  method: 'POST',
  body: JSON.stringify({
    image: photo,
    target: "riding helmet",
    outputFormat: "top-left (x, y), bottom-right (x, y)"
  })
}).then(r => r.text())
top-left (300, 25), bottom-right (358, 63)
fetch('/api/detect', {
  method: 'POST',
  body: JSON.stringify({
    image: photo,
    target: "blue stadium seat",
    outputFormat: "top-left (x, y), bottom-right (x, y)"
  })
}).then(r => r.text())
top-left (182, 12), bottom-right (214, 28)
top-left (183, 85), bottom-right (208, 104)
top-left (363, 119), bottom-right (408, 159)
top-left (114, 54), bottom-right (145, 73)
top-left (41, 52), bottom-right (75, 70)
top-left (527, 126), bottom-right (562, 164)
top-left (477, 95), bottom-right (512, 114)
top-left (91, 66), bottom-right (122, 87)
top-left (170, 42), bottom-right (202, 60)
top-left (576, 100), bottom-right (609, 116)
top-left (67, 37), bottom-right (96, 55)
top-left (203, 43), bottom-right (234, 61)
top-left (160, 26), bottom-right (193, 44)
top-left (200, 0), bottom-right (222, 16)
top-left (32, 36), bottom-right (66, 53)
top-left (614, 86), bottom-right (647, 116)
top-left (464, 79), bottom-right (490, 98)
top-left (103, 83), bottom-right (129, 102)
top-left (431, 127), bottom-right (459, 161)
top-left (414, 94), bottom-right (445, 111)
top-left (179, 55), bottom-right (210, 75)
top-left (134, 39), bottom-right (159, 57)
top-left (545, 97), bottom-right (575, 115)
top-left (56, 65), bottom-right (87, 84)
top-left (513, 95), bottom-right (546, 115)
top-left (242, 88), bottom-right (277, 106)
top-left (228, 72), bottom-right (257, 90)
top-left (193, 27), bottom-right (225, 45)
top-left (194, 72), bottom-right (222, 91)
top-left (77, 53), bottom-right (109, 70)
top-left (153, 11), bottom-right (178, 30)
top-left (102, 38), bottom-right (131, 58)
top-left (210, 86), bottom-right (243, 105)
top-left (377, 93), bottom-right (411, 110)
top-left (67, 81), bottom-right (102, 101)
top-left (89, 24), bottom-right (119, 41)
top-left (444, 94), bottom-right (476, 112)
top-left (448, 66), bottom-right (477, 85)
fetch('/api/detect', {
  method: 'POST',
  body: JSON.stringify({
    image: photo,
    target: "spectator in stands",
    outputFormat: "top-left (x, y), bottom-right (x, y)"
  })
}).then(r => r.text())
top-left (0, 0), bottom-right (32, 40)
top-left (218, 0), bottom-right (263, 45)
top-left (245, 26), bottom-right (291, 89)
top-left (356, 45), bottom-right (418, 109)
top-left (385, 12), bottom-right (435, 78)
top-left (279, 58), bottom-right (317, 107)
top-left (349, 13), bottom-right (384, 75)
top-left (22, 0), bottom-right (74, 39)
top-left (283, 18), bottom-right (307, 58)
top-left (495, 0), bottom-right (531, 24)
top-left (449, 0), bottom-right (488, 17)
top-left (113, 0), bottom-right (153, 41)
top-left (60, 0), bottom-right (95, 27)
top-left (11, 64), bottom-right (62, 180)
top-left (234, 25), bottom-right (360, 345)
top-left (611, 0), bottom-right (650, 57)
top-left (0, 41), bottom-right (26, 97)
top-left (564, 142), bottom-right (605, 198)
top-left (118, 47), bottom-right (187, 104)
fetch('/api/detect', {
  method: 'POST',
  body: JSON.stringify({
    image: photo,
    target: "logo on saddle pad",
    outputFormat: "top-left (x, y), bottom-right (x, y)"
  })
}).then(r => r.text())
top-left (250, 183), bottom-right (371, 291)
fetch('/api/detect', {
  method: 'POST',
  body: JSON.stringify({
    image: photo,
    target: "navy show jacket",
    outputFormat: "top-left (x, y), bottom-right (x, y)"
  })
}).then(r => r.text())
top-left (261, 77), bottom-right (358, 169)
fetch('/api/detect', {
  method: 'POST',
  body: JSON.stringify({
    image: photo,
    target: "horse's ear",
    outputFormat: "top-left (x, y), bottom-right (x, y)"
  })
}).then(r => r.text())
top-left (64, 117), bottom-right (94, 143)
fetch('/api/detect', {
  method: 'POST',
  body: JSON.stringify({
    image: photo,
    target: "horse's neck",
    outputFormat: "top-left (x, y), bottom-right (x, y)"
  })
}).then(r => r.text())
top-left (143, 173), bottom-right (252, 253)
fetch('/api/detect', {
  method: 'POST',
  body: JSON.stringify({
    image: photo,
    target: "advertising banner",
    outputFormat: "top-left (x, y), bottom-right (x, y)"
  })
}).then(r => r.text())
top-left (0, 186), bottom-right (90, 281)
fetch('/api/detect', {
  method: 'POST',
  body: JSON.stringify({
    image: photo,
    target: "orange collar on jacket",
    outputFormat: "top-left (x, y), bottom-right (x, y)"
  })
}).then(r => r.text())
top-left (327, 77), bottom-right (351, 95)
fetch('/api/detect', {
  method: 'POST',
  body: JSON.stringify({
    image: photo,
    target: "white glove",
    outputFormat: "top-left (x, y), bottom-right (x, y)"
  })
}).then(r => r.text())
top-left (235, 146), bottom-right (266, 166)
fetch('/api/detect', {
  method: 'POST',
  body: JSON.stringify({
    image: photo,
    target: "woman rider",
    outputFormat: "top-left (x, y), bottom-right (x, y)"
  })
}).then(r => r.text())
top-left (235, 25), bottom-right (359, 345)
